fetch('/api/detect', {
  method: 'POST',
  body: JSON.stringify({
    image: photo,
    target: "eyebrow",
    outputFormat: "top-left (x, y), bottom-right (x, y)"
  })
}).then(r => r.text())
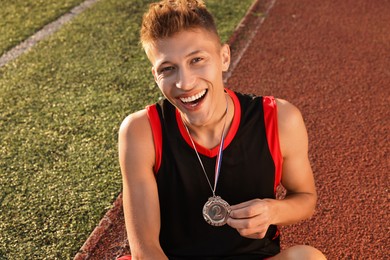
top-left (186, 50), bottom-right (203, 57)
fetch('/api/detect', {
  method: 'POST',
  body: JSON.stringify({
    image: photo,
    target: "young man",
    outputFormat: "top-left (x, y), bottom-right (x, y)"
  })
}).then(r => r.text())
top-left (118, 0), bottom-right (326, 259)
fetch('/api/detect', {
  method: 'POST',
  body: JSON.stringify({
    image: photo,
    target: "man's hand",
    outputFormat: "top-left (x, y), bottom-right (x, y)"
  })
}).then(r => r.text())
top-left (227, 199), bottom-right (275, 239)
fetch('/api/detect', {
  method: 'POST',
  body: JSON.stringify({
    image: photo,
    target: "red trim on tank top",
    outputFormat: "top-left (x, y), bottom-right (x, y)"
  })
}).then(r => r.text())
top-left (146, 105), bottom-right (162, 174)
top-left (176, 88), bottom-right (241, 158)
top-left (263, 96), bottom-right (283, 193)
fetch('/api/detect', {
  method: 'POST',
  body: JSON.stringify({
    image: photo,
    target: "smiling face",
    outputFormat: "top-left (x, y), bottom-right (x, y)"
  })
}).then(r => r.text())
top-left (148, 28), bottom-right (230, 127)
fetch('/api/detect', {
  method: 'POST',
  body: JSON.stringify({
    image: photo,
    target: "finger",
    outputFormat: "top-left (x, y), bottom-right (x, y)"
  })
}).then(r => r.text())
top-left (229, 204), bottom-right (261, 219)
top-left (227, 213), bottom-right (264, 229)
top-left (226, 215), bottom-right (248, 229)
top-left (229, 199), bottom-right (260, 210)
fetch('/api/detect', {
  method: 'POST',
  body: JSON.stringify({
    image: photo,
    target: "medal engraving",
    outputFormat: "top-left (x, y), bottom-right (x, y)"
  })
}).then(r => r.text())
top-left (202, 196), bottom-right (231, 226)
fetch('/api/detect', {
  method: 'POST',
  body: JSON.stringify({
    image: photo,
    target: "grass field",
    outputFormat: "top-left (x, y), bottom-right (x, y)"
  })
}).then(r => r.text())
top-left (0, 0), bottom-right (254, 259)
top-left (0, 0), bottom-right (85, 56)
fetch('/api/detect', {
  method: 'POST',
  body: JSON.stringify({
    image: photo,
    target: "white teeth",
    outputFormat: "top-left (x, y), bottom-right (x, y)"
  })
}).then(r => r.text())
top-left (180, 90), bottom-right (206, 103)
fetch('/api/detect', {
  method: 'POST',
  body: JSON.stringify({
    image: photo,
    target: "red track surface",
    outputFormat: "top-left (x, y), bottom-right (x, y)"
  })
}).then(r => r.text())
top-left (75, 0), bottom-right (390, 259)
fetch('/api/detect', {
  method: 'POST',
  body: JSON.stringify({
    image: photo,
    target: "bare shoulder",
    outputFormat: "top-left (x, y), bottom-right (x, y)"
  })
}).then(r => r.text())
top-left (119, 109), bottom-right (155, 150)
top-left (119, 109), bottom-right (150, 137)
top-left (118, 109), bottom-right (155, 177)
top-left (275, 98), bottom-right (308, 157)
top-left (275, 98), bottom-right (305, 129)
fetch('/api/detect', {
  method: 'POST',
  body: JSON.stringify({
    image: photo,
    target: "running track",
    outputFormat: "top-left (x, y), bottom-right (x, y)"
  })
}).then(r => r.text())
top-left (75, 0), bottom-right (389, 258)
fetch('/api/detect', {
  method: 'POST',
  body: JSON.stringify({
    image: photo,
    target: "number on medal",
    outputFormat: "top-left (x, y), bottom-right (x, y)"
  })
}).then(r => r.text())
top-left (211, 205), bottom-right (223, 219)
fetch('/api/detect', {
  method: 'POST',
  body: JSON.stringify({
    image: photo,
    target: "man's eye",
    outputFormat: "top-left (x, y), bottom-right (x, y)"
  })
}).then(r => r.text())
top-left (191, 57), bottom-right (203, 63)
top-left (160, 66), bottom-right (175, 73)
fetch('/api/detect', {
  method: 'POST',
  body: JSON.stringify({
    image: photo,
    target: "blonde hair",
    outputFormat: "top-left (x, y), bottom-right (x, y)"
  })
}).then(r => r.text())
top-left (140, 0), bottom-right (219, 51)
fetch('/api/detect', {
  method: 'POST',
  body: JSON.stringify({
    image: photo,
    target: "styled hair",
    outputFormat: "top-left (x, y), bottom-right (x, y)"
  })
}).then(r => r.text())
top-left (140, 0), bottom-right (219, 51)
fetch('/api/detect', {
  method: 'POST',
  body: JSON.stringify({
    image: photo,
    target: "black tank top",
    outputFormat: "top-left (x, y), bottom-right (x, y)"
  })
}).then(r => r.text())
top-left (146, 89), bottom-right (282, 259)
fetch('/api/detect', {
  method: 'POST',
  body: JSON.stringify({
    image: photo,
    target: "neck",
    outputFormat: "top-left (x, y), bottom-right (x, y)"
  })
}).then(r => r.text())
top-left (183, 93), bottom-right (233, 149)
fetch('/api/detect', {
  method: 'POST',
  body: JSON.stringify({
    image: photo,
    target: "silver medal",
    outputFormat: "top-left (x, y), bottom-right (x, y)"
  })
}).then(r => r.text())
top-left (202, 196), bottom-right (231, 226)
top-left (183, 95), bottom-right (231, 227)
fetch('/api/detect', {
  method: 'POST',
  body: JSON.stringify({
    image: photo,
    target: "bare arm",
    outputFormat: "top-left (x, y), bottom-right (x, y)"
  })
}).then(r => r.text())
top-left (227, 99), bottom-right (317, 238)
top-left (118, 110), bottom-right (168, 259)
top-left (269, 99), bottom-right (317, 224)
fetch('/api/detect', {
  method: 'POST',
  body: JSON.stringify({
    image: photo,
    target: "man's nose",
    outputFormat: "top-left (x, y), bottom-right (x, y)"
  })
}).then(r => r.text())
top-left (176, 67), bottom-right (196, 90)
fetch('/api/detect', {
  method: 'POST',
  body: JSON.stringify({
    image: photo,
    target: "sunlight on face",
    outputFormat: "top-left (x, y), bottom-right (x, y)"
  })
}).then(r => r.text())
top-left (146, 28), bottom-right (230, 126)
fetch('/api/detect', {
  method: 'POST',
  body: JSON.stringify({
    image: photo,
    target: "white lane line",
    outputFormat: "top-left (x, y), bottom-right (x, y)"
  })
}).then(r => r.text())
top-left (0, 0), bottom-right (101, 68)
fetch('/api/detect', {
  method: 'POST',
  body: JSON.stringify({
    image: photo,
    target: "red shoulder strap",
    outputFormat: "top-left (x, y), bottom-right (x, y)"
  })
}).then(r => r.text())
top-left (263, 96), bottom-right (283, 193)
top-left (146, 105), bottom-right (162, 174)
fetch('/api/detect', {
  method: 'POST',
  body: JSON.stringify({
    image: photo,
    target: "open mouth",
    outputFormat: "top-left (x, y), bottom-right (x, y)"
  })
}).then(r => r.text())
top-left (180, 89), bottom-right (207, 106)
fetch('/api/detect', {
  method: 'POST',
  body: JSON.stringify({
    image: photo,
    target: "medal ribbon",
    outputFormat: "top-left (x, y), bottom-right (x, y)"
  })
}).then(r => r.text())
top-left (213, 119), bottom-right (226, 194)
top-left (184, 96), bottom-right (228, 197)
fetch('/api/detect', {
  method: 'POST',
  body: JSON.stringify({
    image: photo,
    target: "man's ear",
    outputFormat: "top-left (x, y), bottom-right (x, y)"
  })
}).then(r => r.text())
top-left (221, 44), bottom-right (231, 72)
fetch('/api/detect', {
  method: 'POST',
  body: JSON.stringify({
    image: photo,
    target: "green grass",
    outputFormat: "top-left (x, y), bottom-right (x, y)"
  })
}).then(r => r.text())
top-left (0, 0), bottom-right (86, 56)
top-left (0, 0), bottom-right (254, 259)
